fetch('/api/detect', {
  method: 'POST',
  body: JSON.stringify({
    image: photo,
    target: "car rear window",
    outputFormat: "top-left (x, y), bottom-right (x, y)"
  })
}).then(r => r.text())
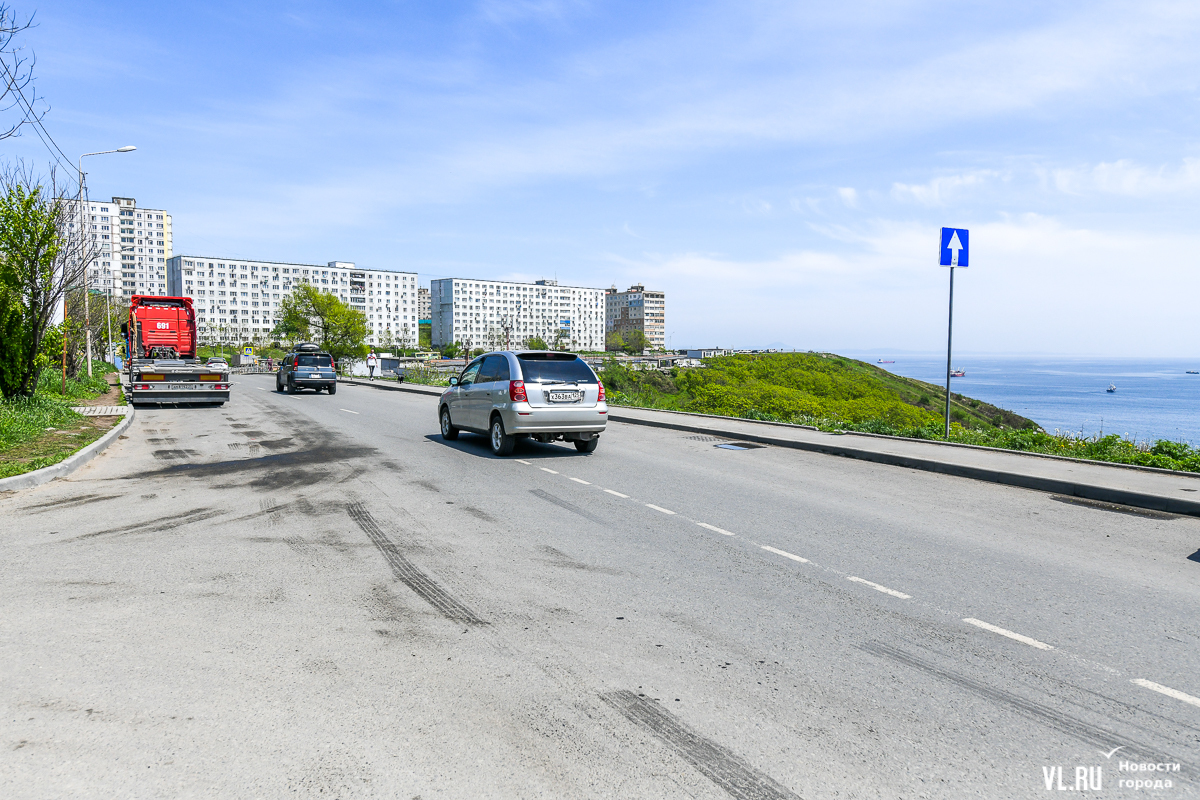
top-left (296, 354), bottom-right (332, 367)
top-left (517, 355), bottom-right (596, 383)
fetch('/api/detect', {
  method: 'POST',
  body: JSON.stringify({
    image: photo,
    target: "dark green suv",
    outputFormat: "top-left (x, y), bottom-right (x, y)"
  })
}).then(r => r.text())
top-left (277, 343), bottom-right (337, 394)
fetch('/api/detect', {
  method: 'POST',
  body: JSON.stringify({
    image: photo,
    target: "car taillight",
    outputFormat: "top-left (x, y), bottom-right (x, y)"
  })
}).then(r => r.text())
top-left (509, 380), bottom-right (527, 402)
top-left (597, 381), bottom-right (605, 401)
top-left (293, 358), bottom-right (299, 367)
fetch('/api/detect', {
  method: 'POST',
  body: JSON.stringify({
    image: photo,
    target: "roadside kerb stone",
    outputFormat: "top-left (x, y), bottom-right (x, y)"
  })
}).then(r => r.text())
top-left (0, 408), bottom-right (136, 493)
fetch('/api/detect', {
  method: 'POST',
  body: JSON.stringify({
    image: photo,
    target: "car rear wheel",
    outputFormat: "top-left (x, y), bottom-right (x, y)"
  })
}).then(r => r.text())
top-left (490, 416), bottom-right (515, 456)
top-left (574, 437), bottom-right (599, 453)
top-left (285, 379), bottom-right (294, 394)
top-left (440, 407), bottom-right (459, 440)
top-left (328, 383), bottom-right (337, 395)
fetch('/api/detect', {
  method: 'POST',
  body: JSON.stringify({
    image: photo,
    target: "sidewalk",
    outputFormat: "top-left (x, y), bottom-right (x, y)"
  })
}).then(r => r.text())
top-left (337, 377), bottom-right (1200, 516)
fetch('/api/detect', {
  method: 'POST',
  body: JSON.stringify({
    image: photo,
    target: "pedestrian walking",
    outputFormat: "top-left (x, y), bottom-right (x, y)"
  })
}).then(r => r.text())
top-left (367, 351), bottom-right (378, 380)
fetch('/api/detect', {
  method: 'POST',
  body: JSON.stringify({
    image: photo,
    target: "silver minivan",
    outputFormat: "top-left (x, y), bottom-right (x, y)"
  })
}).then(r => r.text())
top-left (438, 351), bottom-right (608, 455)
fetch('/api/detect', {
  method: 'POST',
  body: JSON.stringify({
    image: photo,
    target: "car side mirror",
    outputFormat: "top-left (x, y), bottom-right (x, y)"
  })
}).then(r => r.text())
top-left (448, 376), bottom-right (459, 386)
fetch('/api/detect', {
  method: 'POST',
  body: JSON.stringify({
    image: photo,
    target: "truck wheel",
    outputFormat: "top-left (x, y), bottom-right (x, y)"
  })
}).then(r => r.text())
top-left (328, 383), bottom-right (337, 395)
top-left (440, 407), bottom-right (459, 441)
top-left (490, 416), bottom-right (515, 456)
top-left (574, 437), bottom-right (599, 453)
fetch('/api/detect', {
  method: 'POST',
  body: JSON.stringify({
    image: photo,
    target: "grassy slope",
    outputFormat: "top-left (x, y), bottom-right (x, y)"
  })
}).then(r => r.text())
top-left (598, 352), bottom-right (1200, 473)
top-left (0, 363), bottom-right (119, 479)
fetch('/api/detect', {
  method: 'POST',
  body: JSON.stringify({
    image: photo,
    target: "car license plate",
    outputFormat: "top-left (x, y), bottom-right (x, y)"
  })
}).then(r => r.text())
top-left (548, 390), bottom-right (582, 403)
top-left (167, 383), bottom-right (198, 389)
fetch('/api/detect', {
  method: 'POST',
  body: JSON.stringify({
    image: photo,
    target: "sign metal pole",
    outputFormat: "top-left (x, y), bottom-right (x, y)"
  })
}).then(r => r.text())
top-left (944, 266), bottom-right (954, 438)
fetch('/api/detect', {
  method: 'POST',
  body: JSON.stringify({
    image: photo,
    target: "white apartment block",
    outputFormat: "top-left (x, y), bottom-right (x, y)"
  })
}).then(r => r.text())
top-left (430, 278), bottom-right (604, 351)
top-left (71, 196), bottom-right (173, 299)
top-left (605, 284), bottom-right (666, 350)
top-left (418, 286), bottom-right (431, 321)
top-left (167, 256), bottom-right (419, 347)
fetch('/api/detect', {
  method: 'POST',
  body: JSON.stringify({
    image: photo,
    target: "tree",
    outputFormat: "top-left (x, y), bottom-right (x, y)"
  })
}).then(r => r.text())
top-left (606, 331), bottom-right (624, 352)
top-left (441, 341), bottom-right (461, 359)
top-left (271, 283), bottom-right (368, 367)
top-left (0, 168), bottom-right (95, 398)
top-left (526, 336), bottom-right (548, 350)
top-left (623, 329), bottom-right (648, 354)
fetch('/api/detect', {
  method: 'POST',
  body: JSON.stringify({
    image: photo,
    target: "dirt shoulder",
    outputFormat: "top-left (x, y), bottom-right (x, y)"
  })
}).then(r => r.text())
top-left (72, 372), bottom-right (125, 407)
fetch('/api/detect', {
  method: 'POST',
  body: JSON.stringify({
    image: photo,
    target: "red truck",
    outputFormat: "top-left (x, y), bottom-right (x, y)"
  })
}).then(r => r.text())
top-left (121, 295), bottom-right (230, 406)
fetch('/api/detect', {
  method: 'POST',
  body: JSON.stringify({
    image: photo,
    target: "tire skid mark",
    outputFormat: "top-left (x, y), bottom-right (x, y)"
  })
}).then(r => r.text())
top-left (346, 502), bottom-right (485, 625)
top-left (529, 488), bottom-right (608, 526)
top-left (600, 690), bottom-right (799, 800)
top-left (20, 493), bottom-right (121, 513)
top-left (858, 642), bottom-right (1198, 781)
top-left (66, 508), bottom-right (227, 541)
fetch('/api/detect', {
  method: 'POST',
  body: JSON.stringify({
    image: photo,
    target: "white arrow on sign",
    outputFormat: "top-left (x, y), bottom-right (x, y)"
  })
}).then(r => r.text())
top-left (947, 231), bottom-right (963, 266)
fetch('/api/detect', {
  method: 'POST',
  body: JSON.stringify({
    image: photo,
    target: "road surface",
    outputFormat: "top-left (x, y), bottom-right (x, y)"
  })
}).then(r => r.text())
top-left (2, 374), bottom-right (1197, 798)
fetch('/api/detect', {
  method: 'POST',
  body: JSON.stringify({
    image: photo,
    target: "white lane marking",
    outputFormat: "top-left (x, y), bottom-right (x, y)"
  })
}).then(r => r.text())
top-left (257, 387), bottom-right (266, 391)
top-left (515, 459), bottom-right (532, 465)
top-left (340, 409), bottom-right (359, 414)
top-left (604, 489), bottom-right (629, 498)
top-left (569, 477), bottom-right (591, 484)
top-left (697, 522), bottom-right (735, 536)
top-left (846, 576), bottom-right (911, 599)
top-left (541, 468), bottom-right (559, 474)
top-left (646, 504), bottom-right (675, 515)
top-left (1131, 679), bottom-right (1200, 709)
top-left (761, 545), bottom-right (809, 563)
top-left (962, 618), bottom-right (1053, 650)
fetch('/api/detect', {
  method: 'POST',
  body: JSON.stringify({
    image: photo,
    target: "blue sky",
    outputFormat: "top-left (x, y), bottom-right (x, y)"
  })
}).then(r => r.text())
top-left (11, 0), bottom-right (1200, 354)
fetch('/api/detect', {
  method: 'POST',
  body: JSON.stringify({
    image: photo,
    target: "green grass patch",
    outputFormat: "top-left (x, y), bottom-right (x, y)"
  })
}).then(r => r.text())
top-left (599, 352), bottom-right (1200, 473)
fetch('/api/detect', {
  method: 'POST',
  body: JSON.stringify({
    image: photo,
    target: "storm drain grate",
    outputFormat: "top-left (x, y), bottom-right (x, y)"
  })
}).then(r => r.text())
top-left (685, 435), bottom-right (728, 443)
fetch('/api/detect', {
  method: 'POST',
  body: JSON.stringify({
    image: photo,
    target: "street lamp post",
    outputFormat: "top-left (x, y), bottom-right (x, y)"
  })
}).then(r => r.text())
top-left (78, 146), bottom-right (136, 377)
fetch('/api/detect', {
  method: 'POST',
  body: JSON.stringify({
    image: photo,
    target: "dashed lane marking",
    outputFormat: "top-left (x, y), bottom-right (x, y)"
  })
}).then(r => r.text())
top-left (963, 618), bottom-right (1053, 650)
top-left (761, 545), bottom-right (809, 563)
top-left (847, 576), bottom-right (911, 599)
top-left (604, 489), bottom-right (629, 498)
top-left (696, 522), bottom-right (735, 536)
top-left (515, 459), bottom-right (532, 465)
top-left (646, 504), bottom-right (676, 515)
top-left (340, 409), bottom-right (359, 414)
top-left (541, 468), bottom-right (559, 474)
top-left (1131, 679), bottom-right (1200, 709)
top-left (569, 477), bottom-right (591, 484)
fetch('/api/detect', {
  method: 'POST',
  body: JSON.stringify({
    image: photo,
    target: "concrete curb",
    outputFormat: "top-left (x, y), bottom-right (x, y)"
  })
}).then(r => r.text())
top-left (607, 411), bottom-right (1200, 517)
top-left (0, 408), bottom-right (135, 493)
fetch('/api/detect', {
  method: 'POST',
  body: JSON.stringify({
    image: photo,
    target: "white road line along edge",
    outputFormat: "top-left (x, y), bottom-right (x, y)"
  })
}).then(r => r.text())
top-left (1131, 678), bottom-right (1200, 709)
top-left (846, 576), bottom-right (911, 599)
top-left (604, 489), bottom-right (629, 498)
top-left (697, 522), bottom-right (735, 536)
top-left (340, 409), bottom-right (359, 414)
top-left (645, 504), bottom-right (676, 515)
top-left (962, 618), bottom-right (1053, 650)
top-left (569, 477), bottom-right (591, 484)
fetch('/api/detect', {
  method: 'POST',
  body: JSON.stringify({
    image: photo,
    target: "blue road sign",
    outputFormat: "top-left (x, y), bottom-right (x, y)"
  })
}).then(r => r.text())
top-left (939, 227), bottom-right (969, 267)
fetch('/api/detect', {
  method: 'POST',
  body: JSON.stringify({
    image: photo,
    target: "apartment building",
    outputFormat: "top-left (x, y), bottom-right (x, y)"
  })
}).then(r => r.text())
top-left (167, 256), bottom-right (419, 346)
top-left (430, 278), bottom-right (605, 351)
top-left (72, 196), bottom-right (173, 298)
top-left (605, 284), bottom-right (666, 350)
top-left (418, 286), bottom-right (431, 321)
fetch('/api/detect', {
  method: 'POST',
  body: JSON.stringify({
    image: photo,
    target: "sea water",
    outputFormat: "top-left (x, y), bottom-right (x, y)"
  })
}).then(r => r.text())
top-left (866, 356), bottom-right (1200, 446)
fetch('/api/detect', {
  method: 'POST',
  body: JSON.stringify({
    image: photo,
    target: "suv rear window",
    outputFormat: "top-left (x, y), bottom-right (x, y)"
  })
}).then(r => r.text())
top-left (295, 354), bottom-right (332, 367)
top-left (517, 355), bottom-right (596, 384)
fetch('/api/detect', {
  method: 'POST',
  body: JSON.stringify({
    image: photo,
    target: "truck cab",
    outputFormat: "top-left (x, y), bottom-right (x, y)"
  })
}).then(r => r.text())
top-left (122, 295), bottom-right (230, 406)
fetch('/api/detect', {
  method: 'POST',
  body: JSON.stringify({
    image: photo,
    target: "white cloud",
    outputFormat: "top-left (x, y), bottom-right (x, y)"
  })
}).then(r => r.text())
top-left (837, 187), bottom-right (858, 208)
top-left (1051, 158), bottom-right (1200, 196)
top-left (891, 171), bottom-right (1002, 206)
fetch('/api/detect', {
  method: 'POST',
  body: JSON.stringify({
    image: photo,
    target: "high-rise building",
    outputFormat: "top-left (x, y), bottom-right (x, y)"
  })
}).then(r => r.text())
top-left (605, 284), bottom-right (666, 350)
top-left (167, 256), bottom-right (419, 347)
top-left (430, 278), bottom-right (604, 351)
top-left (418, 286), bottom-right (431, 321)
top-left (73, 196), bottom-right (173, 298)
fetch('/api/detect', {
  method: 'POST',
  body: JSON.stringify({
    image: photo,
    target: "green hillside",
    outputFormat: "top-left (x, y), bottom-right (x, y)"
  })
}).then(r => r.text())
top-left (599, 352), bottom-right (1037, 432)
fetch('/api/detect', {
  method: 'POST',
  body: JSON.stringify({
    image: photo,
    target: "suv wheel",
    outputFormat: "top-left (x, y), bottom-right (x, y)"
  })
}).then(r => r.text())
top-left (489, 416), bottom-right (514, 456)
top-left (574, 437), bottom-right (599, 453)
top-left (285, 378), bottom-right (294, 394)
top-left (328, 382), bottom-right (337, 395)
top-left (440, 407), bottom-right (459, 440)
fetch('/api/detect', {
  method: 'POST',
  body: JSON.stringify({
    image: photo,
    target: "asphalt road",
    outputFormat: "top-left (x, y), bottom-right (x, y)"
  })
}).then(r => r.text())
top-left (2, 374), bottom-right (1198, 798)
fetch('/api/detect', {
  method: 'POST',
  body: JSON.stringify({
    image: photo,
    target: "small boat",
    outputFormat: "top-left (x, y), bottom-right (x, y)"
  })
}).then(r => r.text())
top-left (1106, 384), bottom-right (1116, 393)
top-left (877, 359), bottom-right (895, 363)
top-left (950, 369), bottom-right (965, 377)
top-left (1188, 370), bottom-right (1199, 374)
